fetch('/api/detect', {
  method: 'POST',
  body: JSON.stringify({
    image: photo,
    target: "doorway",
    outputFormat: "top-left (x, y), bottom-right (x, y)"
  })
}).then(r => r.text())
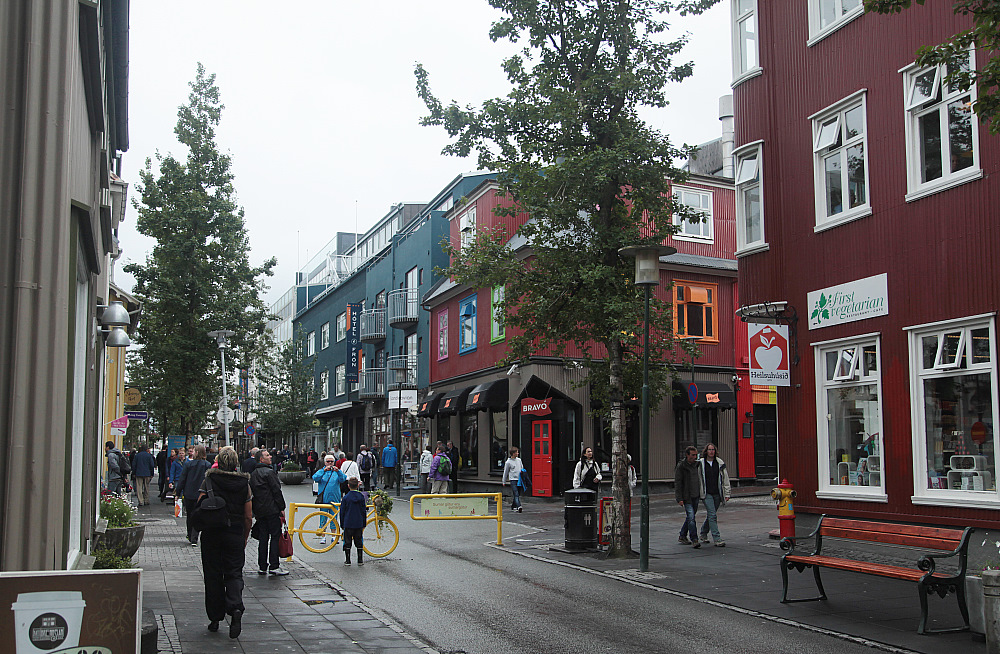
top-left (753, 404), bottom-right (778, 480)
top-left (531, 420), bottom-right (553, 497)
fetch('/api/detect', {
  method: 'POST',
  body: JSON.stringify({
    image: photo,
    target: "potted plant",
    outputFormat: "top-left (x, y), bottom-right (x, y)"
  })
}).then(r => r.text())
top-left (277, 460), bottom-right (307, 485)
top-left (369, 488), bottom-right (393, 519)
top-left (92, 492), bottom-right (144, 559)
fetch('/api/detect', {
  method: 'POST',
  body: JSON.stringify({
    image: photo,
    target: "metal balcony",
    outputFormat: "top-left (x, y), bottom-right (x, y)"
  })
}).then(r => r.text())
top-left (360, 308), bottom-right (386, 343)
top-left (359, 368), bottom-right (385, 400)
top-left (386, 354), bottom-right (417, 389)
top-left (387, 288), bottom-right (420, 328)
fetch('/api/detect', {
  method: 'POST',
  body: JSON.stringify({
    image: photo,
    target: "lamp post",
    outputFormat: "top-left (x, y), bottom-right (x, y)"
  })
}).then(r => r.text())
top-left (208, 330), bottom-right (236, 448)
top-left (619, 244), bottom-right (676, 572)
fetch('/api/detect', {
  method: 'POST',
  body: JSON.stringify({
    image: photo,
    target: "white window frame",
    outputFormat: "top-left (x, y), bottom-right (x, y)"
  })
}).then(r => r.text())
top-left (459, 294), bottom-right (477, 354)
top-left (906, 314), bottom-right (1000, 508)
top-left (459, 206), bottom-right (477, 250)
top-left (438, 309), bottom-right (449, 360)
top-left (320, 369), bottom-right (329, 400)
top-left (731, 0), bottom-right (761, 86)
top-left (321, 322), bottom-right (330, 350)
top-left (307, 331), bottom-right (315, 357)
top-left (335, 364), bottom-right (346, 397)
top-left (672, 187), bottom-right (714, 243)
top-left (807, 0), bottom-right (864, 47)
top-left (901, 50), bottom-right (981, 202)
top-left (811, 91), bottom-right (872, 231)
top-left (734, 141), bottom-right (767, 255)
top-left (336, 312), bottom-right (347, 342)
top-left (814, 333), bottom-right (887, 501)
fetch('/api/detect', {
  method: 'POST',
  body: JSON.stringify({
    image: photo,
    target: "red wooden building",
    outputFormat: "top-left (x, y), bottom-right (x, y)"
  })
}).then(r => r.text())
top-left (732, 2), bottom-right (999, 527)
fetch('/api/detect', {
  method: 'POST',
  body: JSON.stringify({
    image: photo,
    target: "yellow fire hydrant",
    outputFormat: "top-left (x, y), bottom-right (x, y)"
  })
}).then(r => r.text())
top-left (770, 478), bottom-right (796, 541)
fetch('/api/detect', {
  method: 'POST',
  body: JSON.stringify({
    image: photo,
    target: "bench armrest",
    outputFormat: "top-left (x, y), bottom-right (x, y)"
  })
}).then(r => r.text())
top-left (779, 515), bottom-right (826, 555)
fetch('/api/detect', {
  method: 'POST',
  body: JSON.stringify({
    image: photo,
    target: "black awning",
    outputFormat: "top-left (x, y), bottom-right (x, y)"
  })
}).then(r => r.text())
top-left (672, 380), bottom-right (737, 410)
top-left (437, 386), bottom-right (473, 415)
top-left (415, 392), bottom-right (444, 417)
top-left (465, 378), bottom-right (509, 412)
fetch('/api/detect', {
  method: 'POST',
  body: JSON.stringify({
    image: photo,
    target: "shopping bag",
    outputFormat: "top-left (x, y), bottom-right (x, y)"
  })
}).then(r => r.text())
top-left (278, 514), bottom-right (293, 558)
top-left (174, 496), bottom-right (183, 518)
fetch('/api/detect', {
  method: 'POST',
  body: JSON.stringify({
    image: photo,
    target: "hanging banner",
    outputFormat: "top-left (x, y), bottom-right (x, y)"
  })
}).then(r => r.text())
top-left (345, 302), bottom-right (362, 383)
top-left (748, 323), bottom-right (790, 387)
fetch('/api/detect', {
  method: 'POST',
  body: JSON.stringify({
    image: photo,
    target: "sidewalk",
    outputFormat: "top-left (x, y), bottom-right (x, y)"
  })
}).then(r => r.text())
top-left (134, 491), bottom-right (434, 654)
top-left (498, 493), bottom-right (986, 654)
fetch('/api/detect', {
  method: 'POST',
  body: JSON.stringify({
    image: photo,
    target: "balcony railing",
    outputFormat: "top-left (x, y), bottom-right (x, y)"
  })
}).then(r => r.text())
top-left (386, 354), bottom-right (417, 388)
top-left (359, 368), bottom-right (385, 400)
top-left (360, 308), bottom-right (386, 343)
top-left (387, 288), bottom-right (420, 328)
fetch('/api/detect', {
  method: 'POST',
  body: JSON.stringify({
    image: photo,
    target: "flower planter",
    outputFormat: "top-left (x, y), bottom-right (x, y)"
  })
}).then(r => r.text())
top-left (92, 524), bottom-right (145, 559)
top-left (968, 575), bottom-right (985, 634)
top-left (278, 471), bottom-right (307, 485)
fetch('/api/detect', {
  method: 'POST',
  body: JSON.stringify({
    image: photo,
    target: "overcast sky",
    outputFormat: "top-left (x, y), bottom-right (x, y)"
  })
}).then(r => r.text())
top-left (116, 1), bottom-right (733, 306)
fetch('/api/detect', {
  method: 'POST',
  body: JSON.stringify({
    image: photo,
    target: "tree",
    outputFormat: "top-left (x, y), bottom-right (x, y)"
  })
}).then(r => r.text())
top-left (864, 0), bottom-right (1000, 133)
top-left (124, 64), bottom-right (276, 444)
top-left (255, 330), bottom-right (320, 447)
top-left (415, 0), bottom-right (717, 557)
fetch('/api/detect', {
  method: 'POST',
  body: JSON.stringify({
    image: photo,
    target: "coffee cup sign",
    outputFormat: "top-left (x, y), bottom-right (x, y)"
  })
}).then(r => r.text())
top-left (748, 323), bottom-right (790, 387)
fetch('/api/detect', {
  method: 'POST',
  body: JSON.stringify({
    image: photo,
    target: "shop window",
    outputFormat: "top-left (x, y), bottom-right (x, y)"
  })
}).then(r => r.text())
top-left (337, 312), bottom-right (347, 342)
top-left (438, 309), bottom-right (449, 360)
top-left (812, 93), bottom-right (870, 229)
top-left (674, 281), bottom-right (718, 342)
top-left (437, 415), bottom-right (450, 445)
top-left (321, 322), bottom-right (330, 349)
top-left (319, 369), bottom-right (329, 400)
top-left (903, 51), bottom-right (980, 201)
top-left (734, 143), bottom-right (765, 253)
top-left (335, 364), bottom-right (345, 396)
top-left (731, 0), bottom-right (760, 84)
top-left (672, 187), bottom-right (713, 242)
top-left (490, 411), bottom-right (508, 474)
top-left (807, 0), bottom-right (863, 44)
top-left (908, 316), bottom-right (997, 503)
top-left (459, 294), bottom-right (477, 354)
top-left (461, 412), bottom-right (478, 474)
top-left (815, 337), bottom-right (884, 498)
top-left (491, 286), bottom-right (505, 342)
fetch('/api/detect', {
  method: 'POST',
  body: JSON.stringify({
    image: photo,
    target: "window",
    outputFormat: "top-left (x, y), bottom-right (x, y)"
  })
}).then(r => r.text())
top-left (461, 411), bottom-right (478, 474)
top-left (734, 143), bottom-right (765, 253)
top-left (406, 266), bottom-right (419, 290)
top-left (336, 312), bottom-right (346, 342)
top-left (307, 331), bottom-right (316, 357)
top-left (321, 322), bottom-right (330, 350)
top-left (490, 411), bottom-right (508, 474)
top-left (731, 0), bottom-right (759, 82)
top-left (375, 290), bottom-right (386, 308)
top-left (491, 286), bottom-right (505, 342)
top-left (335, 364), bottom-right (346, 396)
top-left (438, 309), bottom-right (449, 360)
top-left (674, 281), bottom-right (719, 342)
top-left (815, 336), bottom-right (884, 498)
top-left (908, 316), bottom-right (998, 504)
top-left (673, 188), bottom-right (713, 242)
top-left (903, 51), bottom-right (980, 200)
top-left (459, 295), bottom-right (477, 354)
top-left (319, 369), bottom-right (329, 400)
top-left (812, 93), bottom-right (870, 228)
top-left (808, 0), bottom-right (863, 43)
top-left (459, 206), bottom-right (476, 249)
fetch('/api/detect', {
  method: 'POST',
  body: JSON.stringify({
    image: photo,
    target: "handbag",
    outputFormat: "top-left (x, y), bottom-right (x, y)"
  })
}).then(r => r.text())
top-left (278, 513), bottom-right (293, 558)
top-left (192, 476), bottom-right (230, 530)
top-left (174, 496), bottom-right (183, 518)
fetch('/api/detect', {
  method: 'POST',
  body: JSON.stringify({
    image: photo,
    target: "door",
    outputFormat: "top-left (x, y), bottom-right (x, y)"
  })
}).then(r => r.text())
top-left (532, 420), bottom-right (553, 497)
top-left (753, 404), bottom-right (778, 480)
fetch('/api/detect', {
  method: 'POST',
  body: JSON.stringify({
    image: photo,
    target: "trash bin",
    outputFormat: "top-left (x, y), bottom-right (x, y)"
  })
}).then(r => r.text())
top-left (564, 488), bottom-right (597, 551)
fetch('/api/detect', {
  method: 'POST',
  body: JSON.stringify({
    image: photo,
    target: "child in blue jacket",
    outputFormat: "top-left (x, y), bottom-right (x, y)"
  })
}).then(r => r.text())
top-left (339, 477), bottom-right (367, 565)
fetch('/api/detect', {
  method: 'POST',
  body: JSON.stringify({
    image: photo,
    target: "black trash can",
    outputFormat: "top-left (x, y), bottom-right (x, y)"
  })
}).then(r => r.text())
top-left (564, 488), bottom-right (598, 551)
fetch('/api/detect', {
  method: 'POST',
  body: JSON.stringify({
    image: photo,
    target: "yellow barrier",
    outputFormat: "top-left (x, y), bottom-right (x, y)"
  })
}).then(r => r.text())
top-left (408, 493), bottom-right (503, 545)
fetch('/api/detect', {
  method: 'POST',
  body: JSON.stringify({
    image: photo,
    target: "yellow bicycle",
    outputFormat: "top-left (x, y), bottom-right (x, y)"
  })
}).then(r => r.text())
top-left (295, 503), bottom-right (398, 557)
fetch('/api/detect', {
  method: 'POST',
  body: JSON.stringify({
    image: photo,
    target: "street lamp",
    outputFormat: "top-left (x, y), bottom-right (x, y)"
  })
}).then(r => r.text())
top-left (208, 330), bottom-right (236, 448)
top-left (618, 243), bottom-right (676, 573)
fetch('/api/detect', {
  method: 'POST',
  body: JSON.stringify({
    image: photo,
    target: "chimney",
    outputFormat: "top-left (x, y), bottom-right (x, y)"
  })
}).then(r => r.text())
top-left (719, 95), bottom-right (735, 178)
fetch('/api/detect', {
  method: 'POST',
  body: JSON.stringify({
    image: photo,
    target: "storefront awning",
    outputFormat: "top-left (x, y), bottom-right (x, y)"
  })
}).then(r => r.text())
top-left (672, 381), bottom-right (737, 410)
top-left (465, 379), bottom-right (509, 412)
top-left (437, 386), bottom-right (473, 415)
top-left (415, 392), bottom-right (445, 417)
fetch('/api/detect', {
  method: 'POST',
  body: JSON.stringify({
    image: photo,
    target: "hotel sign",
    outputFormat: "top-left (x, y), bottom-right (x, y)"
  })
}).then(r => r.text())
top-left (807, 274), bottom-right (888, 330)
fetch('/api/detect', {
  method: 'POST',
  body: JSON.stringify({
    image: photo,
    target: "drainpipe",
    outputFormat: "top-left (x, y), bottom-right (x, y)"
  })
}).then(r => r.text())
top-left (720, 95), bottom-right (735, 178)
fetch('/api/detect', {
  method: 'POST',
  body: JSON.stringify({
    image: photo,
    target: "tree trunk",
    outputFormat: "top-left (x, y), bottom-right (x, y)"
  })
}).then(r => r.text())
top-left (606, 336), bottom-right (632, 557)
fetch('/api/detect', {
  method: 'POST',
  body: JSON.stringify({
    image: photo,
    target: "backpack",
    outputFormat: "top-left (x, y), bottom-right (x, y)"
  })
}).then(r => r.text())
top-left (116, 451), bottom-right (132, 476)
top-left (359, 452), bottom-right (373, 472)
top-left (437, 454), bottom-right (452, 476)
top-left (192, 476), bottom-right (231, 531)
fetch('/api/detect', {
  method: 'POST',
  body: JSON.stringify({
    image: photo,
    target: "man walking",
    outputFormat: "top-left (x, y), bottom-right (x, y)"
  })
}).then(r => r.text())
top-left (429, 444), bottom-right (450, 494)
top-left (502, 447), bottom-right (524, 512)
top-left (381, 440), bottom-right (398, 491)
top-left (250, 449), bottom-right (288, 575)
top-left (105, 441), bottom-right (125, 495)
top-left (156, 447), bottom-right (169, 497)
top-left (447, 441), bottom-right (460, 494)
top-left (132, 444), bottom-right (156, 506)
top-left (675, 445), bottom-right (702, 549)
top-left (356, 445), bottom-right (375, 491)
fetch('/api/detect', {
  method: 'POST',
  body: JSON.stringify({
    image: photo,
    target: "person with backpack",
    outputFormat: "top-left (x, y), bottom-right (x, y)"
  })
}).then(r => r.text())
top-left (105, 440), bottom-right (128, 495)
top-left (356, 445), bottom-right (375, 491)
top-left (429, 443), bottom-right (451, 494)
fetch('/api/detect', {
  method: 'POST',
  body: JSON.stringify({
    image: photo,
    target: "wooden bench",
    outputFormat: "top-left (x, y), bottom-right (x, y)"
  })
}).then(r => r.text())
top-left (779, 515), bottom-right (973, 634)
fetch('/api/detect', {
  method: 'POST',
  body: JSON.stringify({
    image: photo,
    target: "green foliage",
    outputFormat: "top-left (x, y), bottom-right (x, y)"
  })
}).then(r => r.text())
top-left (369, 488), bottom-right (393, 517)
top-left (279, 460), bottom-right (302, 472)
top-left (864, 0), bottom-right (1000, 133)
top-left (255, 328), bottom-right (319, 442)
top-left (99, 492), bottom-right (136, 528)
top-left (93, 549), bottom-right (134, 570)
top-left (124, 64), bottom-right (276, 439)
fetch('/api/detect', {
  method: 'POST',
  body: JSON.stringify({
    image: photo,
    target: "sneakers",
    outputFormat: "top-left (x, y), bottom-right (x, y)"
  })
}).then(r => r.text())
top-left (699, 535), bottom-right (710, 543)
top-left (257, 569), bottom-right (268, 575)
top-left (229, 609), bottom-right (242, 639)
top-left (692, 540), bottom-right (702, 549)
top-left (678, 536), bottom-right (690, 545)
top-left (358, 559), bottom-right (364, 566)
top-left (344, 560), bottom-right (352, 566)
top-left (269, 568), bottom-right (289, 576)
top-left (517, 507), bottom-right (523, 513)
top-left (318, 538), bottom-right (326, 545)
top-left (715, 540), bottom-right (726, 547)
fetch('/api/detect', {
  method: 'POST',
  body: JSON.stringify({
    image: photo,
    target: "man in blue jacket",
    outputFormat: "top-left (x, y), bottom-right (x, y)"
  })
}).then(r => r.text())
top-left (380, 441), bottom-right (398, 491)
top-left (132, 444), bottom-right (157, 506)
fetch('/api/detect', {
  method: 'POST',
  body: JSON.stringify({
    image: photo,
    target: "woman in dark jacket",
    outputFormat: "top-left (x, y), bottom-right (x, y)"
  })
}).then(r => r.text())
top-left (198, 446), bottom-right (252, 638)
top-left (177, 445), bottom-right (211, 545)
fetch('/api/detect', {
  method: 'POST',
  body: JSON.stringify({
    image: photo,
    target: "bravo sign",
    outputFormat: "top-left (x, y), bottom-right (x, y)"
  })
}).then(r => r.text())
top-left (748, 323), bottom-right (790, 387)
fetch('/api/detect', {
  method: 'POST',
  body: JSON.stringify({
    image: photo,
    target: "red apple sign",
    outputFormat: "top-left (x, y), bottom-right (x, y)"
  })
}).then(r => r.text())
top-left (749, 324), bottom-right (790, 386)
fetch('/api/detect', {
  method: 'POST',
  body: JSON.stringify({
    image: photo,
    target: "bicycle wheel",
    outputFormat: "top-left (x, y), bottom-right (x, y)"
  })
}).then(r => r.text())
top-left (362, 515), bottom-right (398, 558)
top-left (297, 510), bottom-right (341, 553)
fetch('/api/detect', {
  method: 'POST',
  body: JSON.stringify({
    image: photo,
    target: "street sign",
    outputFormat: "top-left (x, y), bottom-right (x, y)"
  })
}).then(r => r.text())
top-left (124, 410), bottom-right (148, 421)
top-left (123, 388), bottom-right (142, 405)
top-left (245, 424), bottom-right (256, 438)
top-left (110, 416), bottom-right (129, 438)
top-left (216, 407), bottom-right (234, 423)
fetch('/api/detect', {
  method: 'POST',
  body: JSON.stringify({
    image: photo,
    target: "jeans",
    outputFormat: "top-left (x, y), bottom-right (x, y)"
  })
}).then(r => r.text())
top-left (383, 467), bottom-right (396, 489)
top-left (510, 483), bottom-right (521, 509)
top-left (257, 513), bottom-right (281, 571)
top-left (200, 526), bottom-right (246, 621)
top-left (679, 498), bottom-right (699, 542)
top-left (700, 493), bottom-right (723, 542)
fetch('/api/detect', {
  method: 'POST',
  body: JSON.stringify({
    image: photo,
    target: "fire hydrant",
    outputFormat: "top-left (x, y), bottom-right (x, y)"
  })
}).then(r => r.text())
top-left (770, 478), bottom-right (796, 541)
